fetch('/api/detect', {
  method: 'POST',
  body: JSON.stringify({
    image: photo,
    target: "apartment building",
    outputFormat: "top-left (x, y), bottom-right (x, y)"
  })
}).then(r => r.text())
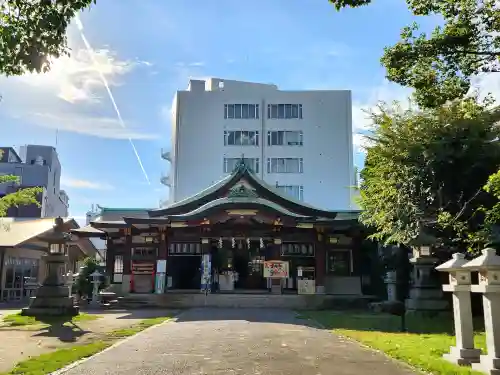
top-left (161, 78), bottom-right (354, 210)
top-left (0, 145), bottom-right (69, 218)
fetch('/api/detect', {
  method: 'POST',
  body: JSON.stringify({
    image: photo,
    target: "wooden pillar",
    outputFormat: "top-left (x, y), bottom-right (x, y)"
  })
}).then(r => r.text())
top-left (105, 238), bottom-right (114, 283)
top-left (272, 238), bottom-right (282, 259)
top-left (315, 233), bottom-right (326, 294)
top-left (270, 238), bottom-right (283, 293)
top-left (122, 227), bottom-right (132, 293)
top-left (158, 226), bottom-right (168, 260)
top-left (201, 238), bottom-right (211, 254)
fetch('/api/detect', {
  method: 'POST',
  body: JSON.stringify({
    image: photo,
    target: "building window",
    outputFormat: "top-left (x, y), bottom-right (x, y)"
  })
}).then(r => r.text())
top-left (267, 158), bottom-right (303, 173)
top-left (132, 247), bottom-right (158, 257)
top-left (224, 104), bottom-right (260, 119)
top-left (2, 257), bottom-right (39, 301)
top-left (224, 158), bottom-right (260, 173)
top-left (281, 243), bottom-right (314, 256)
top-left (113, 255), bottom-right (123, 283)
top-left (267, 104), bottom-right (303, 119)
top-left (143, 236), bottom-right (159, 244)
top-left (224, 131), bottom-right (259, 146)
top-left (276, 185), bottom-right (304, 201)
top-left (267, 131), bottom-right (303, 146)
top-left (327, 250), bottom-right (353, 276)
top-left (169, 243), bottom-right (202, 255)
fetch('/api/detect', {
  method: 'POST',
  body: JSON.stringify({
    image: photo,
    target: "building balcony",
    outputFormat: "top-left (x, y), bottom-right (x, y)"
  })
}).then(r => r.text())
top-left (161, 148), bottom-right (171, 162)
top-left (160, 174), bottom-right (172, 186)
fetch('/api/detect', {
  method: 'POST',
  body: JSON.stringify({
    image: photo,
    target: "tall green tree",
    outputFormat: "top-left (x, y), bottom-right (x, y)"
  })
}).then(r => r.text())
top-left (329, 0), bottom-right (500, 108)
top-left (359, 97), bottom-right (500, 252)
top-left (0, 0), bottom-right (96, 76)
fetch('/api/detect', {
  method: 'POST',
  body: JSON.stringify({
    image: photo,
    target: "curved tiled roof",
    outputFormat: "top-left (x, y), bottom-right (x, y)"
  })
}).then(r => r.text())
top-left (168, 197), bottom-right (311, 220)
top-left (149, 160), bottom-right (352, 219)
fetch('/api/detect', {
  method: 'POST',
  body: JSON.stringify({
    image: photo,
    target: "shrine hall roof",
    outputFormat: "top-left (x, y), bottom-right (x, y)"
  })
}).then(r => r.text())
top-left (168, 197), bottom-right (311, 220)
top-left (149, 159), bottom-right (356, 219)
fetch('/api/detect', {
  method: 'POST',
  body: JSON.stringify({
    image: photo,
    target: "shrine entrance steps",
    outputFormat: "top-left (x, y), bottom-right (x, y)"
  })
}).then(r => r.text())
top-left (113, 293), bottom-right (375, 310)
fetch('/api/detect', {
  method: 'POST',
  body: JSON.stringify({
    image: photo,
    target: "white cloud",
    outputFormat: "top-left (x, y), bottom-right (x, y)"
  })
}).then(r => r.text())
top-left (28, 112), bottom-right (158, 140)
top-left (352, 82), bottom-right (412, 132)
top-left (1, 45), bottom-right (156, 140)
top-left (61, 177), bottom-right (114, 190)
top-left (17, 48), bottom-right (138, 104)
top-left (351, 81), bottom-right (412, 154)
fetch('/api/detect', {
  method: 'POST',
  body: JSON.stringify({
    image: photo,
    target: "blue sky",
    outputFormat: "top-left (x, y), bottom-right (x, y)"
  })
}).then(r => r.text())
top-left (1, 0), bottom-right (440, 222)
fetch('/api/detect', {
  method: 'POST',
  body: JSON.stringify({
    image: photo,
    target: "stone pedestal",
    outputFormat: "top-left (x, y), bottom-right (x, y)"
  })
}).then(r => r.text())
top-left (22, 253), bottom-right (78, 317)
top-left (406, 256), bottom-right (448, 313)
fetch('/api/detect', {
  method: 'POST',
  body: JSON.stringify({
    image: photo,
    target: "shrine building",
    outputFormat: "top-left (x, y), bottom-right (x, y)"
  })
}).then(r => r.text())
top-left (73, 161), bottom-right (369, 297)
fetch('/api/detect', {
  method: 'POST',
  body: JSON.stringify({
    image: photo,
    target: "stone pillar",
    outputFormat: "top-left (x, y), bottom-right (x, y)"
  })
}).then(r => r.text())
top-left (436, 253), bottom-right (481, 365)
top-left (121, 228), bottom-right (132, 294)
top-left (315, 234), bottom-right (326, 294)
top-left (463, 248), bottom-right (500, 375)
top-left (405, 253), bottom-right (448, 314)
top-left (384, 271), bottom-right (398, 302)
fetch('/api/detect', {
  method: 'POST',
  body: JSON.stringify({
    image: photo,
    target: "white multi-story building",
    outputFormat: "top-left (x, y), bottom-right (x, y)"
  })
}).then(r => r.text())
top-left (161, 78), bottom-right (355, 211)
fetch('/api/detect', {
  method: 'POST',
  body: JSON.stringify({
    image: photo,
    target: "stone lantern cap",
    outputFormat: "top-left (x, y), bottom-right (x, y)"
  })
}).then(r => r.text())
top-left (38, 217), bottom-right (71, 244)
top-left (436, 253), bottom-right (468, 272)
top-left (90, 270), bottom-right (102, 279)
top-left (462, 248), bottom-right (500, 271)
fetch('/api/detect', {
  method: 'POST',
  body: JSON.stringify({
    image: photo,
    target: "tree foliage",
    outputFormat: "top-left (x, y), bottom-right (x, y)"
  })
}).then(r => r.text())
top-left (0, 175), bottom-right (42, 217)
top-left (0, 0), bottom-right (96, 76)
top-left (358, 97), bottom-right (500, 252)
top-left (329, 0), bottom-right (500, 108)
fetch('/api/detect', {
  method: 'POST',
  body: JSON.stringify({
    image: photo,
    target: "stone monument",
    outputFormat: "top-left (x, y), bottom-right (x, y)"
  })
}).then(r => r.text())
top-left (405, 232), bottom-right (448, 314)
top-left (436, 253), bottom-right (481, 365)
top-left (22, 217), bottom-right (79, 317)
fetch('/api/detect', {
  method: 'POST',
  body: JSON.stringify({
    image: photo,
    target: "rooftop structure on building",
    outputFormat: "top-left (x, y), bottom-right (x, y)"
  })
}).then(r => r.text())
top-left (0, 145), bottom-right (69, 218)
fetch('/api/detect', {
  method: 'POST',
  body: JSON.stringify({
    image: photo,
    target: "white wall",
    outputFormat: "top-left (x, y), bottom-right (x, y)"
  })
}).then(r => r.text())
top-left (168, 78), bottom-right (354, 211)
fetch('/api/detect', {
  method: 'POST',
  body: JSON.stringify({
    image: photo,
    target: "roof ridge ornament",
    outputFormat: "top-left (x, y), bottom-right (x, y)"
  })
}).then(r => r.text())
top-left (227, 184), bottom-right (258, 198)
top-left (233, 154), bottom-right (254, 174)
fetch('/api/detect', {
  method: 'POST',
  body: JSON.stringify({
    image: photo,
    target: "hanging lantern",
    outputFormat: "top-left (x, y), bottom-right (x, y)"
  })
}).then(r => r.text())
top-left (232, 237), bottom-right (236, 248)
top-left (218, 237), bottom-right (223, 249)
top-left (259, 237), bottom-right (264, 249)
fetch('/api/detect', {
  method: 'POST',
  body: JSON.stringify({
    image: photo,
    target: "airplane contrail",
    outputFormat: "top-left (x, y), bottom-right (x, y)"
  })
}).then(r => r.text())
top-left (74, 15), bottom-right (151, 185)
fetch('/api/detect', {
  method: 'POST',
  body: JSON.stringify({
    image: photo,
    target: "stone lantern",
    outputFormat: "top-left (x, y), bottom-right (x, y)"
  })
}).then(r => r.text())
top-left (405, 231), bottom-right (448, 313)
top-left (21, 217), bottom-right (79, 317)
top-left (435, 253), bottom-right (481, 365)
top-left (89, 270), bottom-right (102, 307)
top-left (462, 247), bottom-right (500, 375)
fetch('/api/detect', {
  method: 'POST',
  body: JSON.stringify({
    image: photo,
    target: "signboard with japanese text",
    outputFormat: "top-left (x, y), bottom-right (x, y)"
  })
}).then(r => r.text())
top-left (263, 260), bottom-right (289, 278)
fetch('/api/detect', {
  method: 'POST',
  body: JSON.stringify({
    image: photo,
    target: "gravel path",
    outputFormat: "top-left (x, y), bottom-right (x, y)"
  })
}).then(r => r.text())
top-left (57, 308), bottom-right (416, 375)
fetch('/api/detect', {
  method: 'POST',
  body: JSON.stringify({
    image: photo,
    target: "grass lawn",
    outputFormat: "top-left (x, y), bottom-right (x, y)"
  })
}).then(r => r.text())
top-left (0, 315), bottom-right (173, 375)
top-left (300, 311), bottom-right (486, 375)
top-left (1, 312), bottom-right (100, 327)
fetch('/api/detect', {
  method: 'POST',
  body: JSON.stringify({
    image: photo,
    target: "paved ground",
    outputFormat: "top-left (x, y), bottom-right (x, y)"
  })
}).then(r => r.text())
top-left (0, 309), bottom-right (176, 373)
top-left (58, 308), bottom-right (416, 375)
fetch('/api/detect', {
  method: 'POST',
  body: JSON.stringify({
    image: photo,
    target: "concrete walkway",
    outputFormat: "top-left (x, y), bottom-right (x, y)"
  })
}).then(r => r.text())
top-left (57, 308), bottom-right (416, 375)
